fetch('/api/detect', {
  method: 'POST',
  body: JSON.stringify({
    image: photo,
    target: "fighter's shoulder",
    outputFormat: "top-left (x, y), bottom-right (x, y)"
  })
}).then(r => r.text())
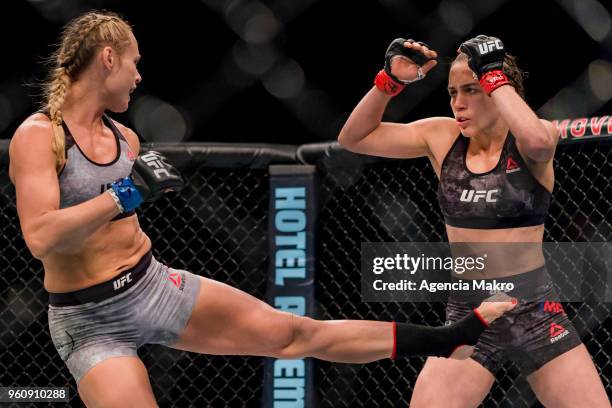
top-left (108, 118), bottom-right (141, 154)
top-left (416, 117), bottom-right (460, 154)
top-left (16, 112), bottom-right (53, 134)
top-left (10, 113), bottom-right (55, 156)
top-left (9, 114), bottom-right (57, 184)
top-left (412, 116), bottom-right (459, 138)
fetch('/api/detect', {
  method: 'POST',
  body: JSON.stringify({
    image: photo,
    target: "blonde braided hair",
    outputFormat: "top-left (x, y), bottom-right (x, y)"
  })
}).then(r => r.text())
top-left (43, 11), bottom-right (132, 172)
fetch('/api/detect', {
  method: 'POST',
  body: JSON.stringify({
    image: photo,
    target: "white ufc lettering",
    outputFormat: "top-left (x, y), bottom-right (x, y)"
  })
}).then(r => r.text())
top-left (153, 168), bottom-right (170, 178)
top-left (141, 152), bottom-right (171, 178)
top-left (113, 273), bottom-right (132, 290)
top-left (477, 40), bottom-right (503, 54)
top-left (460, 189), bottom-right (498, 203)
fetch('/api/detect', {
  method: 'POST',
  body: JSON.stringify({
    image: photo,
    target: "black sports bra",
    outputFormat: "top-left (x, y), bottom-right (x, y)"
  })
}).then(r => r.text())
top-left (437, 133), bottom-right (551, 229)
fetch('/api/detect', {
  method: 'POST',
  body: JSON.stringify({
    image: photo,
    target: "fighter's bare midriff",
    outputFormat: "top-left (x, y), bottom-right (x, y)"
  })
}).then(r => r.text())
top-left (42, 215), bottom-right (151, 292)
top-left (446, 223), bottom-right (546, 278)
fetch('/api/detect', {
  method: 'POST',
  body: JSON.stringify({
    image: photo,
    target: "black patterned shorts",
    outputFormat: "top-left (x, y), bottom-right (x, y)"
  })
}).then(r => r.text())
top-left (446, 268), bottom-right (582, 376)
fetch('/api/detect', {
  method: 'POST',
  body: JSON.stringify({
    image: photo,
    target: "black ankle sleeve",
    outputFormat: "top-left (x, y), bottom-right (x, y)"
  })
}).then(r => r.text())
top-left (392, 310), bottom-right (488, 358)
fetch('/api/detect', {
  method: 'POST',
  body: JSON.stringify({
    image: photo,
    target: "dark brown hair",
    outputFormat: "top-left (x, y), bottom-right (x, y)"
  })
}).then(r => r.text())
top-left (452, 52), bottom-right (526, 99)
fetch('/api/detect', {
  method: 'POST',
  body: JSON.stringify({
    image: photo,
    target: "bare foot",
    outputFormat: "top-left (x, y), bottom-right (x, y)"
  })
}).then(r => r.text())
top-left (475, 292), bottom-right (517, 325)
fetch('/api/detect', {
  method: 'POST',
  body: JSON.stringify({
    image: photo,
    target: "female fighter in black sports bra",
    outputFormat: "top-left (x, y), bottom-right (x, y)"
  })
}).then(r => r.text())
top-left (338, 35), bottom-right (609, 407)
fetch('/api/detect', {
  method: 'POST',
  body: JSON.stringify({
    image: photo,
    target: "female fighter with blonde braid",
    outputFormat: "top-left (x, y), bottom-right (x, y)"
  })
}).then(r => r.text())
top-left (9, 13), bottom-right (515, 407)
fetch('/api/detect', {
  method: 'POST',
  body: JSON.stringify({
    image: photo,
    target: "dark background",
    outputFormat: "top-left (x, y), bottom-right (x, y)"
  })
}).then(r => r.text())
top-left (1, 0), bottom-right (611, 145)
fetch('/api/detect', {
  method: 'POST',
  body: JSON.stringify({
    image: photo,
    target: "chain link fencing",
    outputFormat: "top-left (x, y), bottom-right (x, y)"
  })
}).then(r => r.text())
top-left (307, 138), bottom-right (611, 408)
top-left (0, 136), bottom-right (610, 407)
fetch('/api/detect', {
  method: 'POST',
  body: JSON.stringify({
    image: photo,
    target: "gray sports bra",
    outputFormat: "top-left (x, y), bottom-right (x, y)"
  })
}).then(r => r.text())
top-left (49, 113), bottom-right (137, 220)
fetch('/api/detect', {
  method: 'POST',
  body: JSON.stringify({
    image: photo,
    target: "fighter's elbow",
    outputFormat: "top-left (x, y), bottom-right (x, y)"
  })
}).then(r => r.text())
top-left (24, 233), bottom-right (50, 260)
top-left (521, 121), bottom-right (559, 162)
top-left (337, 129), bottom-right (370, 154)
top-left (337, 129), bottom-right (351, 148)
top-left (525, 145), bottom-right (555, 162)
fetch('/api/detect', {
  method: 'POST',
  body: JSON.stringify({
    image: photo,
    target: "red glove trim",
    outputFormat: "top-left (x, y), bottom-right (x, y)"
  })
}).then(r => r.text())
top-left (479, 70), bottom-right (510, 95)
top-left (472, 308), bottom-right (489, 327)
top-left (374, 70), bottom-right (406, 96)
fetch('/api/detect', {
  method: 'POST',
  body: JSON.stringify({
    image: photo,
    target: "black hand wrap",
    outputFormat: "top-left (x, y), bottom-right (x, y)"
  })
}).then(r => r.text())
top-left (131, 151), bottom-right (184, 202)
top-left (459, 35), bottom-right (505, 78)
top-left (393, 310), bottom-right (488, 358)
top-left (384, 38), bottom-right (434, 84)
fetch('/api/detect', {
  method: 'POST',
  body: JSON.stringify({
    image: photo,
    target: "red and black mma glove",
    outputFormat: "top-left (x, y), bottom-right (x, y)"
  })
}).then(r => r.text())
top-left (459, 35), bottom-right (510, 95)
top-left (374, 38), bottom-right (434, 96)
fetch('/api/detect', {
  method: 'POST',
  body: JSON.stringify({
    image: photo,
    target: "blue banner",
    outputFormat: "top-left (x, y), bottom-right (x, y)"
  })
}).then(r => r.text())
top-left (263, 165), bottom-right (317, 408)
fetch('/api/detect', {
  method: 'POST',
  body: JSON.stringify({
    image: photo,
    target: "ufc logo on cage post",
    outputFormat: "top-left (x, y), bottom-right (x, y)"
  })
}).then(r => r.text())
top-left (141, 152), bottom-right (171, 178)
top-left (460, 189), bottom-right (498, 203)
top-left (478, 40), bottom-right (503, 54)
top-left (113, 273), bottom-right (132, 290)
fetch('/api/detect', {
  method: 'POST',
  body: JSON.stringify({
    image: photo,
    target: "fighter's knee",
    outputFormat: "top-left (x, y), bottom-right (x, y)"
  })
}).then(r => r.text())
top-left (273, 315), bottom-right (318, 359)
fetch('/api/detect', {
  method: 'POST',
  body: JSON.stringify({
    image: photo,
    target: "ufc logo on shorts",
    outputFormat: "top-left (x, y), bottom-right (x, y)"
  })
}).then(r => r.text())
top-left (141, 152), bottom-right (171, 178)
top-left (113, 273), bottom-right (132, 290)
top-left (460, 189), bottom-right (499, 203)
top-left (478, 40), bottom-right (503, 54)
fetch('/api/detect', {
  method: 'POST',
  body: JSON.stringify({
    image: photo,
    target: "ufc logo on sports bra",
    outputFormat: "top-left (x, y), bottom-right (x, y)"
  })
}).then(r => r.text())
top-left (113, 273), bottom-right (132, 290)
top-left (478, 40), bottom-right (503, 54)
top-left (141, 152), bottom-right (171, 178)
top-left (460, 189), bottom-right (499, 203)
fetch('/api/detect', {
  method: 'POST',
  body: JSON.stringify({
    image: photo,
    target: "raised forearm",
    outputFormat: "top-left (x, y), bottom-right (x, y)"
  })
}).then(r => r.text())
top-left (460, 35), bottom-right (556, 161)
top-left (339, 39), bottom-right (437, 148)
top-left (491, 86), bottom-right (555, 153)
top-left (338, 87), bottom-right (392, 146)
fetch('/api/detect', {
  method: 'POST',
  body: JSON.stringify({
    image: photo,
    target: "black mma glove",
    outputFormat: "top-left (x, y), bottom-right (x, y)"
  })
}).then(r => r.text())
top-left (108, 151), bottom-right (184, 213)
top-left (375, 38), bottom-right (436, 96)
top-left (459, 35), bottom-right (510, 95)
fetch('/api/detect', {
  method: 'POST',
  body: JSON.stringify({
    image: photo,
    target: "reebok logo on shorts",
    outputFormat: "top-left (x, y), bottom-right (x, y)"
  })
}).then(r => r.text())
top-left (168, 272), bottom-right (186, 291)
top-left (550, 323), bottom-right (569, 343)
